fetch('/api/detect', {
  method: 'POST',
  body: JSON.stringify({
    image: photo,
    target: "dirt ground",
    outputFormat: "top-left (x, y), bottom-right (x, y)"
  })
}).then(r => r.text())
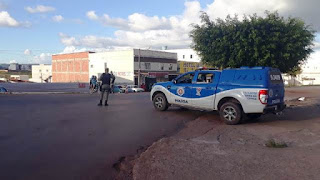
top-left (116, 87), bottom-right (320, 180)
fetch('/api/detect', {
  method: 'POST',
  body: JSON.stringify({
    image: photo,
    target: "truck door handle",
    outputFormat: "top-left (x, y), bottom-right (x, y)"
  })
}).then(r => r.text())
top-left (167, 85), bottom-right (171, 89)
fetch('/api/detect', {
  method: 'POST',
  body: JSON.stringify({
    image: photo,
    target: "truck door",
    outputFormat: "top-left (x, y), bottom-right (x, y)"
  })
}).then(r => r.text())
top-left (190, 71), bottom-right (220, 110)
top-left (168, 72), bottom-right (195, 106)
top-left (267, 69), bottom-right (285, 105)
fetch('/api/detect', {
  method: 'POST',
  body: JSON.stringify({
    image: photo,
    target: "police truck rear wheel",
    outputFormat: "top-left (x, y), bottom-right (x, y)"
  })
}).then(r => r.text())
top-left (153, 93), bottom-right (168, 111)
top-left (220, 102), bottom-right (242, 125)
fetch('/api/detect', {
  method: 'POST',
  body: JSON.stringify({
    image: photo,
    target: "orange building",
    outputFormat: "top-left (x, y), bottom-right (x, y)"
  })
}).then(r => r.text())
top-left (52, 52), bottom-right (94, 82)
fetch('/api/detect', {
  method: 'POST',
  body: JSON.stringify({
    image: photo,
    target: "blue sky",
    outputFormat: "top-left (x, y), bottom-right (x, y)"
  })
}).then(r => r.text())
top-left (0, 0), bottom-right (319, 64)
top-left (0, 0), bottom-right (205, 63)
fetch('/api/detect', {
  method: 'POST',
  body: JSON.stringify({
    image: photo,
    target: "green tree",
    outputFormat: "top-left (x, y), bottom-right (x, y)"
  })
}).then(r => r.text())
top-left (190, 11), bottom-right (315, 73)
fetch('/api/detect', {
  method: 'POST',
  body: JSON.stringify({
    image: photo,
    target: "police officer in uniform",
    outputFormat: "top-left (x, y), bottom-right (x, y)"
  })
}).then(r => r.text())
top-left (98, 68), bottom-right (114, 106)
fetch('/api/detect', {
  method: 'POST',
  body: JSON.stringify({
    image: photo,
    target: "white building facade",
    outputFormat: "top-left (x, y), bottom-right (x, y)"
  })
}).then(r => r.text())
top-left (283, 51), bottom-right (320, 86)
top-left (89, 49), bottom-right (178, 85)
top-left (30, 64), bottom-right (52, 83)
top-left (165, 49), bottom-right (201, 62)
top-left (10, 75), bottom-right (29, 81)
top-left (298, 58), bottom-right (320, 85)
top-left (89, 50), bottom-right (135, 84)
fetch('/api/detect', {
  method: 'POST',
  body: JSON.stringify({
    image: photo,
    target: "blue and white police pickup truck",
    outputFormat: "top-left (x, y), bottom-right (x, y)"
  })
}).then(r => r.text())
top-left (151, 67), bottom-right (286, 125)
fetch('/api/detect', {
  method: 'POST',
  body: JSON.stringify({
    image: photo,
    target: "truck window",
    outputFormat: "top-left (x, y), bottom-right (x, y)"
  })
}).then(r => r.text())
top-left (196, 73), bottom-right (215, 83)
top-left (177, 73), bottom-right (194, 84)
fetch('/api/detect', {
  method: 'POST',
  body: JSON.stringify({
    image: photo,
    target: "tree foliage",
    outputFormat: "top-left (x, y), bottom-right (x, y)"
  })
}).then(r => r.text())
top-left (190, 12), bottom-right (315, 73)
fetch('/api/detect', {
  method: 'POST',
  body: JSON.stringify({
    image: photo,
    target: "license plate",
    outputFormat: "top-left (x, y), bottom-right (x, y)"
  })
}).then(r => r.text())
top-left (269, 105), bottom-right (277, 111)
top-left (272, 99), bottom-right (280, 104)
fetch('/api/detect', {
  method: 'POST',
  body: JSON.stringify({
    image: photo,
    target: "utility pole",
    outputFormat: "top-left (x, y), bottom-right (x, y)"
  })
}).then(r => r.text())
top-left (138, 49), bottom-right (141, 87)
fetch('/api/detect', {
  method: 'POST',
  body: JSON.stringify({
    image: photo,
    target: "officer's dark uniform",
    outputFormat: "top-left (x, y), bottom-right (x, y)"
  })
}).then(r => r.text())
top-left (98, 73), bottom-right (113, 106)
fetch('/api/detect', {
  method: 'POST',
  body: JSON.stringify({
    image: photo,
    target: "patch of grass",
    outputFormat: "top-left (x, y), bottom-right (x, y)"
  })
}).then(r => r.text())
top-left (265, 139), bottom-right (288, 148)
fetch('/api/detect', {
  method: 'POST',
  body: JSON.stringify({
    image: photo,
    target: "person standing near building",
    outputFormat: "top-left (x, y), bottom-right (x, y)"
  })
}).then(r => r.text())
top-left (110, 71), bottom-right (116, 93)
top-left (98, 68), bottom-right (113, 106)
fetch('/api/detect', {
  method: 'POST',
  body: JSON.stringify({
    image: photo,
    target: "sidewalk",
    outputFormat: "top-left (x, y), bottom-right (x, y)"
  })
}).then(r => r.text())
top-left (116, 87), bottom-right (320, 180)
top-left (131, 100), bottom-right (320, 180)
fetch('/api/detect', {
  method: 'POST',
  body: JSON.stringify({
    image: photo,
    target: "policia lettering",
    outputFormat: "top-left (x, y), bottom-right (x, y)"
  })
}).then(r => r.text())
top-left (175, 99), bottom-right (188, 103)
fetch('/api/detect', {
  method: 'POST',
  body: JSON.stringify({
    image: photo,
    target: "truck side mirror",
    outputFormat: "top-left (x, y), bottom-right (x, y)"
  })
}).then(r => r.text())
top-left (172, 79), bottom-right (177, 84)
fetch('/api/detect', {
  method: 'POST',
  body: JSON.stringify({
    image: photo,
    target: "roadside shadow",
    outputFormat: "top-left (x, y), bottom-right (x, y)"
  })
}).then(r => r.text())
top-left (258, 103), bottom-right (320, 123)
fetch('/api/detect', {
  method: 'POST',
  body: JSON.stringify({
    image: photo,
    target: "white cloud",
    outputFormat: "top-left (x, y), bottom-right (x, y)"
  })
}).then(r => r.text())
top-left (58, 33), bottom-right (79, 46)
top-left (86, 11), bottom-right (98, 20)
top-left (205, 0), bottom-right (320, 31)
top-left (0, 11), bottom-right (20, 27)
top-left (32, 53), bottom-right (52, 64)
top-left (52, 15), bottom-right (64, 22)
top-left (24, 49), bottom-right (32, 55)
top-left (69, 1), bottom-right (201, 49)
top-left (25, 5), bottom-right (55, 14)
top-left (86, 11), bottom-right (172, 31)
top-left (9, 60), bottom-right (17, 63)
top-left (206, 0), bottom-right (287, 20)
top-left (313, 42), bottom-right (320, 50)
top-left (303, 49), bottom-right (320, 68)
top-left (100, 14), bottom-right (128, 29)
top-left (128, 13), bottom-right (171, 31)
top-left (65, 0), bottom-right (320, 51)
top-left (87, 11), bottom-right (128, 29)
top-left (62, 46), bottom-right (87, 54)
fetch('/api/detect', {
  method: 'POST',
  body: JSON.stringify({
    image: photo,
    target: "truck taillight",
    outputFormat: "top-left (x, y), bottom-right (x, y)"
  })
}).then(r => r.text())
top-left (259, 90), bottom-right (268, 104)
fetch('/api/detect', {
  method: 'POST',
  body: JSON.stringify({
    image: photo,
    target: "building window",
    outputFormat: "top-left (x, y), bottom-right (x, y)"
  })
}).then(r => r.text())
top-left (46, 69), bottom-right (49, 72)
top-left (190, 55), bottom-right (193, 59)
top-left (169, 64), bottom-right (173, 70)
top-left (39, 70), bottom-right (42, 72)
top-left (145, 63), bottom-right (151, 70)
top-left (160, 64), bottom-right (164, 70)
top-left (183, 55), bottom-right (185, 59)
top-left (91, 65), bottom-right (94, 68)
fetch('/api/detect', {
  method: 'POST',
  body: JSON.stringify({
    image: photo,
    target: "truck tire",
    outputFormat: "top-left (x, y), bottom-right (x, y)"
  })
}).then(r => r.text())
top-left (219, 102), bottom-right (243, 125)
top-left (153, 93), bottom-right (169, 111)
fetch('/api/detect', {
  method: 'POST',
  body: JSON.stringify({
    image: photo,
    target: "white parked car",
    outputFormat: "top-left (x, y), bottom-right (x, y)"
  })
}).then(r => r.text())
top-left (126, 85), bottom-right (145, 92)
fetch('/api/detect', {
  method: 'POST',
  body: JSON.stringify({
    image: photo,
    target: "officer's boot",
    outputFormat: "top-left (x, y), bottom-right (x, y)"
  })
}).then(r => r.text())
top-left (105, 100), bottom-right (108, 106)
top-left (97, 100), bottom-right (102, 106)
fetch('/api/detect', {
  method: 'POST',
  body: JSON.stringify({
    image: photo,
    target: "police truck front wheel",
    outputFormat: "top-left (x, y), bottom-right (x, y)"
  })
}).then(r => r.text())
top-left (219, 102), bottom-right (242, 125)
top-left (153, 93), bottom-right (168, 111)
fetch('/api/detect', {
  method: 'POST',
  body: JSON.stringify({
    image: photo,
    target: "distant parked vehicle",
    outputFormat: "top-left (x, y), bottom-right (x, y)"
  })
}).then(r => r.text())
top-left (112, 86), bottom-right (122, 93)
top-left (117, 85), bottom-right (126, 93)
top-left (0, 87), bottom-right (8, 93)
top-left (126, 85), bottom-right (145, 92)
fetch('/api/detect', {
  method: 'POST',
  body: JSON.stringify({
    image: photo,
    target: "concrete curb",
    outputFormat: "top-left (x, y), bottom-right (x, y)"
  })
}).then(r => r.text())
top-left (7, 92), bottom-right (90, 95)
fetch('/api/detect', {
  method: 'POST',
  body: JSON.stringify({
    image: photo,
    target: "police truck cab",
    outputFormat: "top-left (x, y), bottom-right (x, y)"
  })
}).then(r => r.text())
top-left (151, 67), bottom-right (286, 125)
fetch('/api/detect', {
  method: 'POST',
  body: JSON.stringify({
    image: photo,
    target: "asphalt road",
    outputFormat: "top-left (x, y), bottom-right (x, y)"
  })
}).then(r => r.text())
top-left (0, 93), bottom-right (201, 180)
